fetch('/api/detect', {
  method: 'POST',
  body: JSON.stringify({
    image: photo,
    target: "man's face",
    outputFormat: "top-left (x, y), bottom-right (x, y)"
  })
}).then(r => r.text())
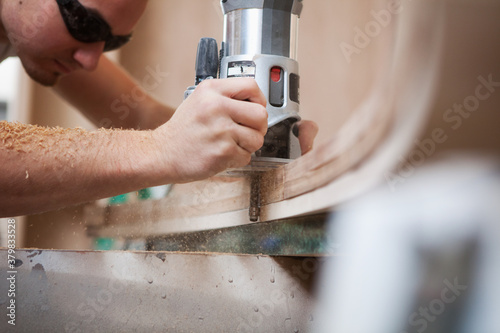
top-left (3, 0), bottom-right (147, 86)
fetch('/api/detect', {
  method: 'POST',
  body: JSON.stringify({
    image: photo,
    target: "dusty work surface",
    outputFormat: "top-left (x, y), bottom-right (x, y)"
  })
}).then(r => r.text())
top-left (0, 249), bottom-right (329, 332)
top-left (147, 213), bottom-right (333, 256)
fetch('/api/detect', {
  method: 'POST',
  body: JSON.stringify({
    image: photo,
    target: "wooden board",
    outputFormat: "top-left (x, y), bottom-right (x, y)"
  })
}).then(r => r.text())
top-left (86, 0), bottom-right (500, 238)
top-left (83, 0), bottom-right (448, 238)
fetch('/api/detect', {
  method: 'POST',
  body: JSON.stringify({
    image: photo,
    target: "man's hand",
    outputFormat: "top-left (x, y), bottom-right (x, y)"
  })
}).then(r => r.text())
top-left (152, 78), bottom-right (268, 182)
top-left (151, 77), bottom-right (318, 183)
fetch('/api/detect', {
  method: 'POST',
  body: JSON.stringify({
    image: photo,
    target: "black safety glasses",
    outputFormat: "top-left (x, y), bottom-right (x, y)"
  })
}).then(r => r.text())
top-left (56, 0), bottom-right (132, 52)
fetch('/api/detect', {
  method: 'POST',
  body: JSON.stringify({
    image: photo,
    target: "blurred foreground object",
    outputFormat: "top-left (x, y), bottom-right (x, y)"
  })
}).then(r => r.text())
top-left (314, 154), bottom-right (500, 333)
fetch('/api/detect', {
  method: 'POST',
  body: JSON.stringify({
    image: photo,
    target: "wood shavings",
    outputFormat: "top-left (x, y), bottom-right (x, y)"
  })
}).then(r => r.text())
top-left (0, 121), bottom-right (89, 155)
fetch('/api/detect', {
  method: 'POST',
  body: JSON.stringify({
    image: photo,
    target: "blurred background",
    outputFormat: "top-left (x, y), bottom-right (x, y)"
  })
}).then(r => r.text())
top-left (0, 0), bottom-right (499, 250)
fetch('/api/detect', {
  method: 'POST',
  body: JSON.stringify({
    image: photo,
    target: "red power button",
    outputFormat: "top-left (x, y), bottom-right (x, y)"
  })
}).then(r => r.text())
top-left (271, 67), bottom-right (282, 82)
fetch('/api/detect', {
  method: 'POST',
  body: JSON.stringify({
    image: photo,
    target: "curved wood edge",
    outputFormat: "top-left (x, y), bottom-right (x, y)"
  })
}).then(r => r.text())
top-left (86, 1), bottom-right (447, 237)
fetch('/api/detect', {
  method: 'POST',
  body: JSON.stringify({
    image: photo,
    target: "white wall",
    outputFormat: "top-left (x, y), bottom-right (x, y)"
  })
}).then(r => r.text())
top-left (0, 58), bottom-right (21, 121)
top-left (0, 57), bottom-right (29, 247)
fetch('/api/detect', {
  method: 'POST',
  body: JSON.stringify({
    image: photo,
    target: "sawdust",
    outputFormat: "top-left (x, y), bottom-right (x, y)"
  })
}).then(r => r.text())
top-left (0, 121), bottom-right (88, 154)
top-left (0, 121), bottom-right (138, 156)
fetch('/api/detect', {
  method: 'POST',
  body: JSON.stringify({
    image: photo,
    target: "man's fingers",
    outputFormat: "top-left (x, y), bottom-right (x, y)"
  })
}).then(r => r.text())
top-left (293, 120), bottom-right (319, 155)
top-left (231, 125), bottom-right (265, 154)
top-left (202, 78), bottom-right (267, 107)
top-left (226, 99), bottom-right (268, 136)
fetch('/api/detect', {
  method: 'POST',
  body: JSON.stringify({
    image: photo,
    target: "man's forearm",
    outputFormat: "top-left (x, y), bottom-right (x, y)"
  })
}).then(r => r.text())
top-left (54, 56), bottom-right (175, 130)
top-left (2, 78), bottom-right (274, 217)
top-left (0, 121), bottom-right (165, 217)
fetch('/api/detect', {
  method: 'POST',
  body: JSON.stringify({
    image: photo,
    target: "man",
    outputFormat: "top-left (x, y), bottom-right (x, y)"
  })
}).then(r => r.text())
top-left (0, 0), bottom-right (317, 217)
